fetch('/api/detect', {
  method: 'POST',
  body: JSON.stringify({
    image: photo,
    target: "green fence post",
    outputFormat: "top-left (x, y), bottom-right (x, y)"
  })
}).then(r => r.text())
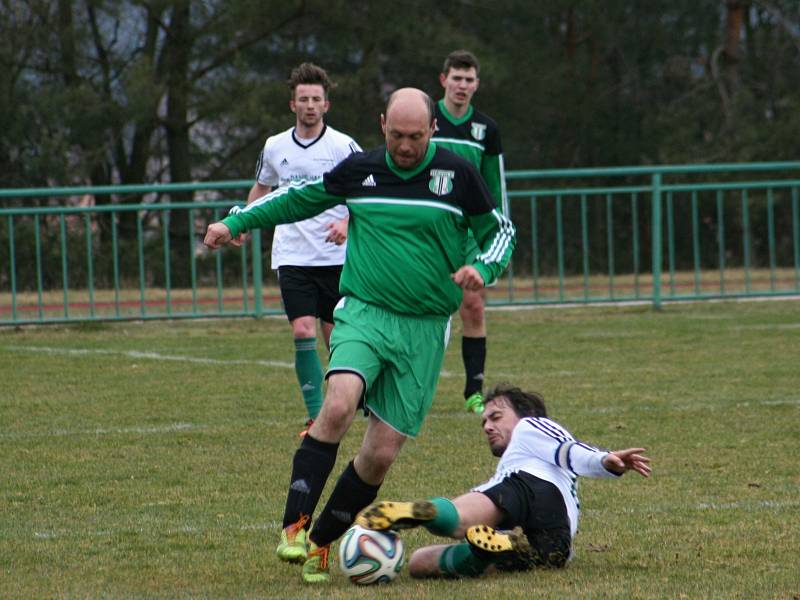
top-left (85, 213), bottom-right (95, 317)
top-left (691, 190), bottom-right (701, 295)
top-left (667, 192), bottom-right (675, 296)
top-left (716, 190), bottom-right (726, 295)
top-left (7, 216), bottom-right (16, 322)
top-left (137, 212), bottom-right (146, 317)
top-left (556, 195), bottom-right (564, 301)
top-left (240, 238), bottom-right (249, 313)
top-left (60, 214), bottom-right (69, 318)
top-left (793, 187), bottom-right (799, 290)
top-left (112, 212), bottom-right (121, 318)
top-left (651, 173), bottom-right (662, 310)
top-left (162, 210), bottom-right (172, 316)
top-left (632, 193), bottom-right (640, 299)
top-left (742, 190), bottom-right (751, 292)
top-left (767, 188), bottom-right (776, 291)
top-left (606, 193), bottom-right (615, 299)
top-left (34, 214), bottom-right (43, 319)
top-left (581, 194), bottom-right (589, 300)
top-left (251, 229), bottom-right (263, 318)
top-left (531, 197), bottom-right (539, 301)
top-left (188, 208), bottom-right (197, 315)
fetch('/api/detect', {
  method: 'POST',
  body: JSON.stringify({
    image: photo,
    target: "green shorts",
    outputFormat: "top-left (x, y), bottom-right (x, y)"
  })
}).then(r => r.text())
top-left (327, 296), bottom-right (451, 437)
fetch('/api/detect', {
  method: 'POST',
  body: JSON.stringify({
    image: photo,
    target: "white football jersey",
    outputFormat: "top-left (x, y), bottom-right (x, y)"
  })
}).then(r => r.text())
top-left (254, 125), bottom-right (361, 267)
top-left (472, 417), bottom-right (619, 538)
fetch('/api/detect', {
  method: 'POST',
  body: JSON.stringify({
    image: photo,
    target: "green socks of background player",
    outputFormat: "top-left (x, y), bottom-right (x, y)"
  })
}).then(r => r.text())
top-left (294, 337), bottom-right (323, 419)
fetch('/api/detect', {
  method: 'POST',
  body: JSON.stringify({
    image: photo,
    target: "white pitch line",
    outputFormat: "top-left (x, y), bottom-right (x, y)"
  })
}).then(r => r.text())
top-left (4, 345), bottom-right (295, 369)
top-left (0, 422), bottom-right (206, 440)
top-left (3, 344), bottom-right (455, 377)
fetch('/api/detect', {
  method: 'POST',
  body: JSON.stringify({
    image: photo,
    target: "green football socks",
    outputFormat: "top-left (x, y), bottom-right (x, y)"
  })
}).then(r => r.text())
top-left (439, 542), bottom-right (488, 577)
top-left (425, 497), bottom-right (460, 537)
top-left (294, 337), bottom-right (323, 419)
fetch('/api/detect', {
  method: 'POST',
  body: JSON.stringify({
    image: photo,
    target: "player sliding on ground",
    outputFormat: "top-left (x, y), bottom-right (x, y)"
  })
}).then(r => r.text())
top-left (356, 384), bottom-right (651, 577)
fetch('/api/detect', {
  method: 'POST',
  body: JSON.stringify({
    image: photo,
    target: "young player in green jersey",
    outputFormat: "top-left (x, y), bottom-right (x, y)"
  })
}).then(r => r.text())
top-left (204, 88), bottom-right (516, 583)
top-left (433, 50), bottom-right (508, 414)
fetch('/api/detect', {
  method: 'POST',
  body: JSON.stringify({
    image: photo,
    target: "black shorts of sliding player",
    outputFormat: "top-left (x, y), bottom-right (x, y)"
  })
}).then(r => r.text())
top-left (480, 471), bottom-right (572, 569)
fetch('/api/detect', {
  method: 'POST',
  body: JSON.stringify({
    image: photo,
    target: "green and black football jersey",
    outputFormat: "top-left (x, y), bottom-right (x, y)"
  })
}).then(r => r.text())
top-left (433, 100), bottom-right (508, 215)
top-left (223, 142), bottom-right (515, 317)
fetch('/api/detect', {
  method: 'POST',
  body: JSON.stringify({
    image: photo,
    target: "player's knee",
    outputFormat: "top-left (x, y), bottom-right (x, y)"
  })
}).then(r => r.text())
top-left (290, 317), bottom-right (316, 339)
top-left (353, 441), bottom-right (401, 485)
top-left (319, 394), bottom-right (353, 425)
top-left (362, 445), bottom-right (398, 475)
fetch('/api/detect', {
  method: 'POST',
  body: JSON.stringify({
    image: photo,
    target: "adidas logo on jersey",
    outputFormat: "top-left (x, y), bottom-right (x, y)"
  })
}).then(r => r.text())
top-left (362, 174), bottom-right (377, 187)
top-left (280, 158), bottom-right (289, 166)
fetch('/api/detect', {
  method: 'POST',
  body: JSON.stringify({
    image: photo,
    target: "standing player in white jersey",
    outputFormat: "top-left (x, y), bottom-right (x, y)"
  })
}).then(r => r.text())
top-left (243, 63), bottom-right (361, 437)
top-left (357, 384), bottom-right (651, 578)
top-left (432, 50), bottom-right (509, 415)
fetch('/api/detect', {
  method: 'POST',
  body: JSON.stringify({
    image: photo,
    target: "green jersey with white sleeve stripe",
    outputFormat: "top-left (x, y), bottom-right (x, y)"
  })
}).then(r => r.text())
top-left (222, 142), bottom-right (515, 317)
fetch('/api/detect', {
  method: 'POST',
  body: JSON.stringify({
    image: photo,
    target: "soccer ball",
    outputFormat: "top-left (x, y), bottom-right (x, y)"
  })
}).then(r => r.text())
top-left (338, 525), bottom-right (404, 584)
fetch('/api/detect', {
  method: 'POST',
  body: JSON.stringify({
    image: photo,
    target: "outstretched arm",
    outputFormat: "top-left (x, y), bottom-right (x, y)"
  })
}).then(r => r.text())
top-left (601, 448), bottom-right (652, 477)
top-left (222, 180), bottom-right (343, 238)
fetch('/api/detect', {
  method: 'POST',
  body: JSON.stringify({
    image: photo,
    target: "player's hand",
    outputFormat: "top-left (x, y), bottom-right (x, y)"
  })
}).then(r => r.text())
top-left (325, 218), bottom-right (348, 245)
top-left (229, 232), bottom-right (249, 247)
top-left (603, 448), bottom-right (651, 477)
top-left (451, 266), bottom-right (485, 291)
top-left (204, 222), bottom-right (233, 249)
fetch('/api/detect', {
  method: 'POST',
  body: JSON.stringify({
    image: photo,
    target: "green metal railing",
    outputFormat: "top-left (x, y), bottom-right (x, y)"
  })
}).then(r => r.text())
top-left (2, 162), bottom-right (799, 326)
top-left (0, 188), bottom-right (263, 325)
top-left (504, 162), bottom-right (800, 309)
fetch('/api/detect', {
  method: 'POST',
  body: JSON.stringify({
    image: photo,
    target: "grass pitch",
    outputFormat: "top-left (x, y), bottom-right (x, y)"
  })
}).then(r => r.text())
top-left (1, 300), bottom-right (798, 599)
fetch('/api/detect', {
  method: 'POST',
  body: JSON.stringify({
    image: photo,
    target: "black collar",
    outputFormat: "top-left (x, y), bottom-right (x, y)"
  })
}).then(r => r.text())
top-left (292, 124), bottom-right (327, 149)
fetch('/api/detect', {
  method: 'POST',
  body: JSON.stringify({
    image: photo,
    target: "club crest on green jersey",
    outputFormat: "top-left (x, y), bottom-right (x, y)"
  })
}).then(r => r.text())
top-left (470, 122), bottom-right (487, 141)
top-left (429, 169), bottom-right (455, 196)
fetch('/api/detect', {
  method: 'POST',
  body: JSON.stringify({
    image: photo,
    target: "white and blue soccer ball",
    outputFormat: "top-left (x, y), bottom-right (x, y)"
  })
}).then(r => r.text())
top-left (338, 525), bottom-right (404, 584)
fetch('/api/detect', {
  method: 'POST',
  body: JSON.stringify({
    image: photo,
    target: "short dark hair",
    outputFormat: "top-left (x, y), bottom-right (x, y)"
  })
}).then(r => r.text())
top-left (442, 49), bottom-right (480, 76)
top-left (384, 89), bottom-right (436, 126)
top-left (484, 384), bottom-right (547, 418)
top-left (287, 62), bottom-right (334, 98)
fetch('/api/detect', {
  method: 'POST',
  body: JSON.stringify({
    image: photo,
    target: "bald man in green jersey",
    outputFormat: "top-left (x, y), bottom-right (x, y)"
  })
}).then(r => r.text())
top-left (433, 50), bottom-right (508, 415)
top-left (205, 88), bottom-right (515, 583)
